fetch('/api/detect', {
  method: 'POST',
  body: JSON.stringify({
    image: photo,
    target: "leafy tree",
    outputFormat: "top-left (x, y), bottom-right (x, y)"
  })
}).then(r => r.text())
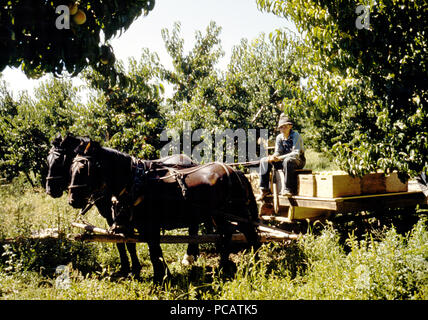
top-left (161, 23), bottom-right (301, 132)
top-left (0, 76), bottom-right (78, 185)
top-left (0, 49), bottom-right (166, 186)
top-left (159, 22), bottom-right (302, 163)
top-left (160, 21), bottom-right (225, 131)
top-left (72, 50), bottom-right (166, 159)
top-left (0, 0), bottom-right (155, 83)
top-left (257, 0), bottom-right (427, 178)
top-left (223, 34), bottom-right (301, 134)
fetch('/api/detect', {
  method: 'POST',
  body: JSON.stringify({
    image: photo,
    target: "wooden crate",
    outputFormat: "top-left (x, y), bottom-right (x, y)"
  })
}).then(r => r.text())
top-left (361, 172), bottom-right (408, 194)
top-left (297, 174), bottom-right (316, 197)
top-left (386, 172), bottom-right (408, 193)
top-left (314, 171), bottom-right (408, 198)
top-left (361, 172), bottom-right (386, 194)
top-left (315, 172), bottom-right (361, 198)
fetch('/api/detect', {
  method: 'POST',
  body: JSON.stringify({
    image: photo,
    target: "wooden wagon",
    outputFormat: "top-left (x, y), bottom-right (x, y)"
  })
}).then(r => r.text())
top-left (247, 168), bottom-right (427, 224)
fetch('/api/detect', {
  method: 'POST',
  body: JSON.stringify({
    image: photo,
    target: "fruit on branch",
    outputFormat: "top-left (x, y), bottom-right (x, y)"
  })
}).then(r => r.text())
top-left (73, 9), bottom-right (86, 25)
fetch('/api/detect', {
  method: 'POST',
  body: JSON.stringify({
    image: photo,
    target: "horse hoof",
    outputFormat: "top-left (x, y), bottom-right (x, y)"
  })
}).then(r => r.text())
top-left (181, 254), bottom-right (195, 266)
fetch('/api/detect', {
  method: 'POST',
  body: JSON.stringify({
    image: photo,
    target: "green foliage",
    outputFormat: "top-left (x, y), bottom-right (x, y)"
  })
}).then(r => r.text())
top-left (211, 220), bottom-right (428, 300)
top-left (160, 22), bottom-right (302, 164)
top-left (160, 21), bottom-right (225, 132)
top-left (74, 51), bottom-right (166, 159)
top-left (0, 76), bottom-right (78, 185)
top-left (224, 34), bottom-right (301, 133)
top-left (0, 47), bottom-right (167, 184)
top-left (0, 181), bottom-right (427, 300)
top-left (0, 0), bottom-right (155, 84)
top-left (257, 0), bottom-right (428, 178)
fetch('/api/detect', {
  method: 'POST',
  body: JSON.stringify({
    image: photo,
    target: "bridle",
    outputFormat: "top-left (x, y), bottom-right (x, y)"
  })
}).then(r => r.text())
top-left (68, 154), bottom-right (106, 216)
top-left (46, 147), bottom-right (67, 182)
top-left (68, 155), bottom-right (98, 190)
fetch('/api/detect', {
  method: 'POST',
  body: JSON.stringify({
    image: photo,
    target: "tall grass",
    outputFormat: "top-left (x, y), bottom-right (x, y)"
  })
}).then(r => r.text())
top-left (0, 176), bottom-right (427, 300)
top-left (205, 219), bottom-right (428, 300)
top-left (304, 148), bottom-right (339, 172)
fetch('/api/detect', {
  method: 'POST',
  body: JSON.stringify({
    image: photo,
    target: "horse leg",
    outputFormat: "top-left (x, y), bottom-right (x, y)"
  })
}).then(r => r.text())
top-left (96, 200), bottom-right (133, 277)
top-left (115, 243), bottom-right (131, 276)
top-left (147, 241), bottom-right (171, 284)
top-left (126, 243), bottom-right (141, 276)
top-left (214, 216), bottom-right (234, 269)
top-left (182, 224), bottom-right (199, 266)
top-left (142, 226), bottom-right (171, 285)
top-left (237, 217), bottom-right (260, 253)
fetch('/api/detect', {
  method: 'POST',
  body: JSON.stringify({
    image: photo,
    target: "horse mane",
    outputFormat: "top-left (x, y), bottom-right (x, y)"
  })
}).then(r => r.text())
top-left (59, 134), bottom-right (90, 152)
top-left (101, 146), bottom-right (133, 163)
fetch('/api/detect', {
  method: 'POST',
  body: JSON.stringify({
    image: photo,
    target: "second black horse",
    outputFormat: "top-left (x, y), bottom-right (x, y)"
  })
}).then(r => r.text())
top-left (46, 133), bottom-right (198, 277)
top-left (68, 140), bottom-right (260, 284)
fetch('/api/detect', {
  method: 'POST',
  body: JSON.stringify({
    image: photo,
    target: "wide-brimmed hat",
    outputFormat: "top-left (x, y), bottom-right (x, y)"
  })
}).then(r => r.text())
top-left (277, 116), bottom-right (293, 128)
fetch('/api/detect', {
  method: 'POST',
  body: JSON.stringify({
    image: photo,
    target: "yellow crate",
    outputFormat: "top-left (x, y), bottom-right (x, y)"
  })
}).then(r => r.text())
top-left (297, 174), bottom-right (316, 197)
top-left (288, 206), bottom-right (332, 221)
top-left (315, 171), bottom-right (361, 198)
top-left (361, 172), bottom-right (386, 194)
top-left (314, 171), bottom-right (408, 198)
top-left (385, 172), bottom-right (408, 193)
top-left (361, 172), bottom-right (408, 194)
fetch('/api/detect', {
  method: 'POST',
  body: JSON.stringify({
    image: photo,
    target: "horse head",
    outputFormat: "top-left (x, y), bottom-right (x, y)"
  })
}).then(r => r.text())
top-left (68, 139), bottom-right (103, 208)
top-left (46, 133), bottom-right (89, 198)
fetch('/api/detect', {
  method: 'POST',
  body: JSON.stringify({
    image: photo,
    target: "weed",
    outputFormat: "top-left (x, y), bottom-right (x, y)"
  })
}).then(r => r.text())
top-left (0, 179), bottom-right (427, 300)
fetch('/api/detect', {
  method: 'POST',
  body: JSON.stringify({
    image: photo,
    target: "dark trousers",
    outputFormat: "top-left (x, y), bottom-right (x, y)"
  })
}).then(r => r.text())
top-left (259, 155), bottom-right (306, 193)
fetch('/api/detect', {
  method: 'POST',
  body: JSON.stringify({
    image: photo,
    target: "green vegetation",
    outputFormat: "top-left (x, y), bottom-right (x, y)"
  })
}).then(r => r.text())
top-left (1, 173), bottom-right (427, 300)
top-left (257, 0), bottom-right (427, 178)
top-left (0, 0), bottom-right (155, 86)
top-left (0, 1), bottom-right (426, 301)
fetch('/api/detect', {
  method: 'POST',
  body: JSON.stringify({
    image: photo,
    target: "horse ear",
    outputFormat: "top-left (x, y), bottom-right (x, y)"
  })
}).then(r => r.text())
top-left (83, 140), bottom-right (101, 155)
top-left (84, 141), bottom-right (93, 154)
top-left (52, 133), bottom-right (62, 147)
top-left (74, 141), bottom-right (87, 154)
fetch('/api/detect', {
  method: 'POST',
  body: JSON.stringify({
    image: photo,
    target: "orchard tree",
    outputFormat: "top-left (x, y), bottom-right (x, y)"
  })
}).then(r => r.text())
top-left (160, 22), bottom-right (301, 134)
top-left (222, 33), bottom-right (301, 134)
top-left (0, 48), bottom-right (166, 186)
top-left (160, 21), bottom-right (225, 132)
top-left (72, 50), bottom-right (166, 159)
top-left (0, 76), bottom-right (79, 186)
top-left (0, 0), bottom-right (155, 84)
top-left (257, 0), bottom-right (428, 178)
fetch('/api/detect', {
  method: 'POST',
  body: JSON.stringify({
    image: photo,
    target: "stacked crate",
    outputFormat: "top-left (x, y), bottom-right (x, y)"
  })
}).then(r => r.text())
top-left (297, 171), bottom-right (408, 198)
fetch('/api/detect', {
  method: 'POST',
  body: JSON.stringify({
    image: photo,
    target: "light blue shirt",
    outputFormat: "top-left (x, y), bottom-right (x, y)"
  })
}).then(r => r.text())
top-left (273, 130), bottom-right (305, 160)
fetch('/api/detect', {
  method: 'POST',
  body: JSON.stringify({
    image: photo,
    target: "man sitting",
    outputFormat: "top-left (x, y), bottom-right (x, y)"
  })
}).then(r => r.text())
top-left (257, 115), bottom-right (306, 200)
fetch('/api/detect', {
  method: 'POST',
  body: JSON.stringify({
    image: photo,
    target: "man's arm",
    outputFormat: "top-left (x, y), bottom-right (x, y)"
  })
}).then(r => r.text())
top-left (273, 134), bottom-right (282, 157)
top-left (277, 132), bottom-right (304, 161)
top-left (268, 135), bottom-right (283, 162)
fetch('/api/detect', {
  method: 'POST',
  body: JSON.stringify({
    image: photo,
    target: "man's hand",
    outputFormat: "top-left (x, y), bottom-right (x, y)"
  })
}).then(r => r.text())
top-left (268, 155), bottom-right (281, 163)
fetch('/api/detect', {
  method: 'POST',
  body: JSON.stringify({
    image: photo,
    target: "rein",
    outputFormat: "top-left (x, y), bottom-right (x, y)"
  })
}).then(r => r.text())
top-left (78, 192), bottom-right (106, 216)
top-left (154, 162), bottom-right (233, 181)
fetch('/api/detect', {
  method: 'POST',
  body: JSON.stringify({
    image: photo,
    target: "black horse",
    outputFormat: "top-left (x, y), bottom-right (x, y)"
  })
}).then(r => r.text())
top-left (68, 140), bottom-right (260, 284)
top-left (45, 133), bottom-right (198, 276)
